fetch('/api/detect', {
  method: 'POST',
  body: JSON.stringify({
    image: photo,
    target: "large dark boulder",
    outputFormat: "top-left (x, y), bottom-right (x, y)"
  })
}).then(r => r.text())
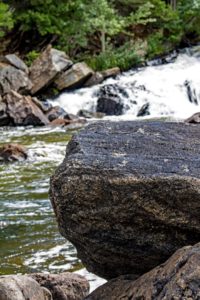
top-left (50, 121), bottom-right (200, 280)
top-left (85, 242), bottom-right (200, 300)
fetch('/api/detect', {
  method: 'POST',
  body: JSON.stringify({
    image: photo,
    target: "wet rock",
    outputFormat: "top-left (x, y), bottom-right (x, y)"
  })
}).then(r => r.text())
top-left (0, 144), bottom-right (27, 162)
top-left (96, 84), bottom-right (128, 115)
top-left (50, 121), bottom-right (200, 280)
top-left (185, 112), bottom-right (200, 123)
top-left (0, 275), bottom-right (51, 300)
top-left (32, 98), bottom-right (52, 113)
top-left (137, 102), bottom-right (150, 117)
top-left (4, 91), bottom-right (49, 126)
top-left (3, 54), bottom-right (29, 74)
top-left (85, 242), bottom-right (200, 300)
top-left (0, 64), bottom-right (32, 95)
top-left (64, 113), bottom-right (80, 121)
top-left (49, 118), bottom-right (71, 127)
top-left (101, 67), bottom-right (120, 80)
top-left (30, 45), bottom-right (73, 95)
top-left (55, 62), bottom-right (93, 91)
top-left (78, 109), bottom-right (105, 119)
top-left (84, 72), bottom-right (104, 87)
top-left (184, 80), bottom-right (198, 105)
top-left (29, 272), bottom-right (89, 300)
top-left (46, 106), bottom-right (67, 122)
top-left (0, 97), bottom-right (11, 126)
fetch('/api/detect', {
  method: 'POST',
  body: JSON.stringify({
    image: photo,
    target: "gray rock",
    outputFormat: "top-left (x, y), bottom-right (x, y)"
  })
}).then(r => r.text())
top-left (30, 45), bottom-right (73, 94)
top-left (50, 121), bottom-right (200, 280)
top-left (0, 64), bottom-right (32, 95)
top-left (85, 242), bottom-right (200, 300)
top-left (4, 54), bottom-right (29, 74)
top-left (55, 62), bottom-right (93, 91)
top-left (46, 106), bottom-right (67, 122)
top-left (185, 112), bottom-right (200, 124)
top-left (4, 91), bottom-right (49, 126)
top-left (0, 275), bottom-right (52, 300)
top-left (32, 97), bottom-right (52, 113)
top-left (29, 272), bottom-right (89, 300)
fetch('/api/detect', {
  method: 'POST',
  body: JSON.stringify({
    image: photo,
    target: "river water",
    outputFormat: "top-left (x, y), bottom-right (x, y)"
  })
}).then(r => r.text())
top-left (0, 48), bottom-right (200, 289)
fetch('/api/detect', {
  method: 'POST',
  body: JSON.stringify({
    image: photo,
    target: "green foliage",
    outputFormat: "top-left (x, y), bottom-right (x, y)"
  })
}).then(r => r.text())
top-left (87, 41), bottom-right (141, 71)
top-left (3, 0), bottom-right (200, 70)
top-left (0, 1), bottom-right (13, 37)
top-left (25, 50), bottom-right (40, 66)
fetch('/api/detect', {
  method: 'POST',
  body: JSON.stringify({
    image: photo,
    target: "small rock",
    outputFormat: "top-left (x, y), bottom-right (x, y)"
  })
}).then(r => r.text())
top-left (101, 67), bottom-right (120, 80)
top-left (0, 144), bottom-right (27, 162)
top-left (185, 112), bottom-right (200, 124)
top-left (137, 102), bottom-right (150, 117)
top-left (55, 62), bottom-right (93, 91)
top-left (84, 72), bottom-right (104, 87)
top-left (29, 272), bottom-right (90, 300)
top-left (85, 242), bottom-right (200, 300)
top-left (49, 118), bottom-right (71, 127)
top-left (0, 275), bottom-right (51, 300)
top-left (30, 45), bottom-right (73, 95)
top-left (46, 106), bottom-right (67, 122)
top-left (78, 109), bottom-right (105, 119)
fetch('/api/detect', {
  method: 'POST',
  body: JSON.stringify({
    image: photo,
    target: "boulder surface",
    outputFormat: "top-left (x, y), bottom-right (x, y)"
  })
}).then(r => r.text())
top-left (29, 272), bottom-right (89, 300)
top-left (50, 121), bottom-right (200, 280)
top-left (0, 275), bottom-right (51, 300)
top-left (85, 242), bottom-right (200, 300)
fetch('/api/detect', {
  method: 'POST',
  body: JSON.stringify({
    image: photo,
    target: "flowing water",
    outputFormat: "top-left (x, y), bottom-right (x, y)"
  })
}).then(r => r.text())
top-left (1, 47), bottom-right (200, 290)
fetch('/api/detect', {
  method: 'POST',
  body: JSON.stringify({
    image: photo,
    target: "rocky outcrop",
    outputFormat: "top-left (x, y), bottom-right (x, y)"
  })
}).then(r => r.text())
top-left (185, 112), bottom-right (200, 123)
top-left (0, 144), bottom-right (27, 162)
top-left (50, 121), bottom-right (200, 280)
top-left (0, 275), bottom-right (51, 300)
top-left (29, 273), bottom-right (89, 300)
top-left (55, 62), bottom-right (93, 91)
top-left (30, 45), bottom-right (73, 94)
top-left (85, 242), bottom-right (200, 300)
top-left (96, 84), bottom-right (128, 115)
top-left (3, 91), bottom-right (49, 126)
top-left (0, 63), bottom-right (32, 95)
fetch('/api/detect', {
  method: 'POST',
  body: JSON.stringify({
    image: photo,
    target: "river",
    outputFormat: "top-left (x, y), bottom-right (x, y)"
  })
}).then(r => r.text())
top-left (0, 47), bottom-right (200, 290)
